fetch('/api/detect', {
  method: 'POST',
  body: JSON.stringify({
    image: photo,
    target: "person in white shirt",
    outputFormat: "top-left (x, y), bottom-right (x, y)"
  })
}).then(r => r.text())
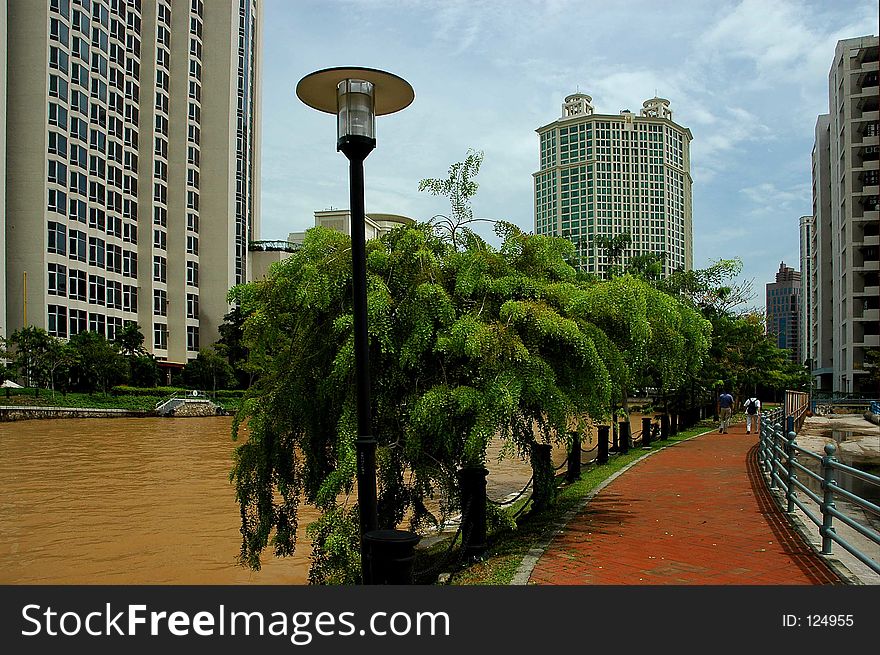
top-left (743, 396), bottom-right (761, 434)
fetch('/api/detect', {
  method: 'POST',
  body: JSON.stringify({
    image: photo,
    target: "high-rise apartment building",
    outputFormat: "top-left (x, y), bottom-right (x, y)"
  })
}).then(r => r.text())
top-left (765, 261), bottom-right (802, 364)
top-left (1, 0), bottom-right (7, 340)
top-left (534, 93), bottom-right (693, 278)
top-left (808, 35), bottom-right (879, 394)
top-left (3, 0), bottom-right (262, 368)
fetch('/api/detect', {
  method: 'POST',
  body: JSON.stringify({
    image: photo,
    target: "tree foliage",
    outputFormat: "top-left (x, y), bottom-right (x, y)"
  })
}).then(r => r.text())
top-left (229, 216), bottom-right (711, 581)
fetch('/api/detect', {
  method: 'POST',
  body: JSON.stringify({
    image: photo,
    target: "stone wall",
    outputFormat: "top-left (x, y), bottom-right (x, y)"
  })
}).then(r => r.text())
top-left (169, 401), bottom-right (222, 417)
top-left (0, 407), bottom-right (151, 422)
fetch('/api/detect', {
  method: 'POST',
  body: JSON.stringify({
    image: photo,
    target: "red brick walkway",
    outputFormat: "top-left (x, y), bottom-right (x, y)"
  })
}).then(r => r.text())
top-left (528, 422), bottom-right (841, 585)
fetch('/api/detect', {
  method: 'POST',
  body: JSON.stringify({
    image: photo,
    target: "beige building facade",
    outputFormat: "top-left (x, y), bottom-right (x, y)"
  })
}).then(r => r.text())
top-left (808, 36), bottom-right (879, 394)
top-left (4, 0), bottom-right (262, 367)
top-left (249, 210), bottom-right (417, 281)
top-left (534, 93), bottom-right (693, 278)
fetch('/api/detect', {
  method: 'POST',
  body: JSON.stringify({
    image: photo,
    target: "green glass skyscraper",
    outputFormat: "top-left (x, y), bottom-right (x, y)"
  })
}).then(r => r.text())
top-left (534, 93), bottom-right (693, 278)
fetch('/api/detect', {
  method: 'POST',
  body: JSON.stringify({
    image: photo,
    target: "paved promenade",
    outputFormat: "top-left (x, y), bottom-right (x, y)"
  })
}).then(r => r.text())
top-left (525, 421), bottom-right (842, 585)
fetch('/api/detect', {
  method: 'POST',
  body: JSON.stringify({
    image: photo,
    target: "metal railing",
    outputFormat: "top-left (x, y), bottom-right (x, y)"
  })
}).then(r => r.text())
top-left (784, 390), bottom-right (810, 433)
top-left (248, 240), bottom-right (301, 253)
top-left (758, 405), bottom-right (880, 576)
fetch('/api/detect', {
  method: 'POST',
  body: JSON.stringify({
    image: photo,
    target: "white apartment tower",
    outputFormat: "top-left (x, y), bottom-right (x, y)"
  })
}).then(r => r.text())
top-left (809, 36), bottom-right (879, 395)
top-left (534, 93), bottom-right (693, 278)
top-left (4, 0), bottom-right (262, 368)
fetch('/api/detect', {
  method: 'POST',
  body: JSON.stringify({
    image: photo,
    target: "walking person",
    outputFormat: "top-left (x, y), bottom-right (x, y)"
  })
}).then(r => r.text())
top-left (717, 389), bottom-right (734, 434)
top-left (743, 395), bottom-right (761, 434)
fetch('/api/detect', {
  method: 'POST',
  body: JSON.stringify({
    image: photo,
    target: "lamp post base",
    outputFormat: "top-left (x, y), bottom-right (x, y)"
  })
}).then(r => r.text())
top-left (363, 529), bottom-right (421, 584)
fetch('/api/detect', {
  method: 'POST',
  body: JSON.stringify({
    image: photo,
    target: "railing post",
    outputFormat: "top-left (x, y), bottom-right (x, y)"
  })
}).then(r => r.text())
top-left (769, 423), bottom-right (780, 490)
top-left (786, 415), bottom-right (795, 436)
top-left (618, 420), bottom-right (630, 454)
top-left (758, 414), bottom-right (767, 471)
top-left (641, 417), bottom-right (652, 447)
top-left (820, 443), bottom-right (837, 555)
top-left (785, 431), bottom-right (797, 513)
top-left (660, 414), bottom-right (669, 440)
top-left (566, 431), bottom-right (581, 483)
top-left (597, 425), bottom-right (609, 464)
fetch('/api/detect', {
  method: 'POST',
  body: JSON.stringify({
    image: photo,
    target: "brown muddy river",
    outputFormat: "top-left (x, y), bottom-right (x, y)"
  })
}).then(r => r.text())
top-left (0, 415), bottom-right (647, 584)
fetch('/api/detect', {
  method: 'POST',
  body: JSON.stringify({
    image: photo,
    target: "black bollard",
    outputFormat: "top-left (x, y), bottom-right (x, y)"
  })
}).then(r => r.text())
top-left (642, 417), bottom-right (652, 447)
top-left (530, 443), bottom-right (555, 511)
top-left (618, 420), bottom-right (630, 454)
top-left (567, 431), bottom-right (581, 483)
top-left (597, 425), bottom-right (609, 464)
top-left (457, 467), bottom-right (489, 559)
top-left (670, 413), bottom-right (679, 436)
top-left (363, 529), bottom-right (421, 584)
top-left (660, 414), bottom-right (670, 440)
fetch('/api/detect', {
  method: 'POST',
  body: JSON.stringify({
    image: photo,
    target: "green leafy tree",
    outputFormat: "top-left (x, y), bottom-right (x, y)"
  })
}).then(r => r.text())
top-left (45, 339), bottom-right (77, 399)
top-left (113, 321), bottom-right (147, 357)
top-left (69, 331), bottom-right (125, 394)
top-left (129, 354), bottom-right (162, 388)
top-left (9, 326), bottom-right (55, 395)
top-left (229, 153), bottom-right (712, 583)
top-left (419, 149), bottom-right (487, 249)
top-left (183, 347), bottom-right (236, 393)
top-left (595, 232), bottom-right (632, 278)
top-left (217, 307), bottom-right (252, 388)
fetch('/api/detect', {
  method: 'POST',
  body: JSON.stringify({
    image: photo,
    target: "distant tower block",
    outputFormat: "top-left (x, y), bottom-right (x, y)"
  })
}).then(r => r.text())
top-left (562, 93), bottom-right (594, 119)
top-left (641, 97), bottom-right (673, 120)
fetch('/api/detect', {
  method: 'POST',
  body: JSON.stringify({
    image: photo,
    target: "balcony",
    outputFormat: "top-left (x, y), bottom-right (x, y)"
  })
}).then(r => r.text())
top-left (859, 334), bottom-right (880, 347)
top-left (856, 308), bottom-right (880, 322)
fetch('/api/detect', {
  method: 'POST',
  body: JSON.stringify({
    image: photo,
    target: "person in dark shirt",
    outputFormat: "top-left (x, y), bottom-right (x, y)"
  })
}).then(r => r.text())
top-left (717, 390), bottom-right (734, 434)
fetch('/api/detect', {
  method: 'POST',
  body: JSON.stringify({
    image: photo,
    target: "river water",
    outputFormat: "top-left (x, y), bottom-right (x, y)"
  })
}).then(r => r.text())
top-left (0, 414), bottom-right (649, 584)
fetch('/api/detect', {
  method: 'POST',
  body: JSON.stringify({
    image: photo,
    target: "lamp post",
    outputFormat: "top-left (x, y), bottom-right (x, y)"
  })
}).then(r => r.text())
top-left (296, 67), bottom-right (417, 584)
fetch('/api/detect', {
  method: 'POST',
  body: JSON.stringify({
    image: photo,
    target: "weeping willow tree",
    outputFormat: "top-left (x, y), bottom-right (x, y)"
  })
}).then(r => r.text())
top-left (230, 148), bottom-right (713, 583)
top-left (229, 221), bottom-right (712, 583)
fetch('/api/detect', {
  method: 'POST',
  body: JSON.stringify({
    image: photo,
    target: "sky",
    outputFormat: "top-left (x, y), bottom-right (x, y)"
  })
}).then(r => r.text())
top-left (258, 0), bottom-right (879, 310)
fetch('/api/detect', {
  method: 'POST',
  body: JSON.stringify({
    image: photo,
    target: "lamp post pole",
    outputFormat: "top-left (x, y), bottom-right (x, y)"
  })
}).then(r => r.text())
top-left (339, 135), bottom-right (379, 548)
top-left (297, 67), bottom-right (417, 584)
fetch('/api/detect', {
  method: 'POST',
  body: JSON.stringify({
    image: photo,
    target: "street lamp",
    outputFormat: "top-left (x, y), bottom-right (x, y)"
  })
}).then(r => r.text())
top-left (296, 67), bottom-right (416, 584)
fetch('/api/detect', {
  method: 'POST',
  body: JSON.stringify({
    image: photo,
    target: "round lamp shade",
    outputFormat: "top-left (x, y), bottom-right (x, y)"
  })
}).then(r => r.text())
top-left (296, 67), bottom-right (414, 116)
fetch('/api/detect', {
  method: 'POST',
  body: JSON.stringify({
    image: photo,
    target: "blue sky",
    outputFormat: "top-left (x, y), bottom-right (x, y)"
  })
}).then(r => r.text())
top-left (258, 0), bottom-right (879, 309)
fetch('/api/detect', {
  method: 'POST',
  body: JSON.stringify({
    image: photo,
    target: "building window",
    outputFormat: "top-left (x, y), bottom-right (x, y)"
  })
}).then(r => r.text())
top-left (123, 285), bottom-right (138, 313)
top-left (48, 188), bottom-right (67, 215)
top-left (153, 255), bottom-right (167, 283)
top-left (154, 323), bottom-right (168, 350)
top-left (186, 261), bottom-right (199, 287)
top-left (48, 263), bottom-right (68, 297)
top-left (69, 308), bottom-right (87, 336)
top-left (88, 236), bottom-right (105, 267)
top-left (187, 326), bottom-right (200, 352)
top-left (88, 312), bottom-right (106, 336)
top-left (153, 289), bottom-right (167, 316)
top-left (69, 269), bottom-right (87, 301)
top-left (88, 275), bottom-right (106, 305)
top-left (186, 293), bottom-right (199, 319)
top-left (68, 229), bottom-right (86, 262)
top-left (48, 222), bottom-right (67, 255)
top-left (48, 305), bottom-right (68, 338)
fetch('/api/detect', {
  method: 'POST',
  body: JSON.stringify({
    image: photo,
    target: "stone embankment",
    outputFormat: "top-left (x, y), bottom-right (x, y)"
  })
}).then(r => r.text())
top-left (0, 406), bottom-right (151, 422)
top-left (796, 414), bottom-right (880, 466)
top-left (168, 400), bottom-right (225, 417)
